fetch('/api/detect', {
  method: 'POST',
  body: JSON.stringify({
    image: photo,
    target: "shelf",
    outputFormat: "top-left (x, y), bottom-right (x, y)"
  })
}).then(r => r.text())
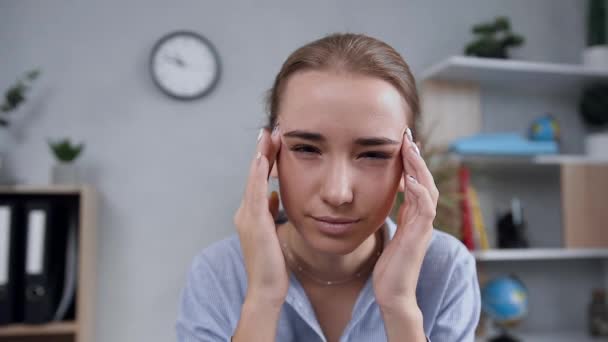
top-left (451, 153), bottom-right (608, 166)
top-left (534, 154), bottom-right (608, 165)
top-left (473, 248), bottom-right (608, 261)
top-left (0, 184), bottom-right (91, 195)
top-left (420, 56), bottom-right (608, 94)
top-left (476, 331), bottom-right (602, 342)
top-left (0, 321), bottom-right (77, 337)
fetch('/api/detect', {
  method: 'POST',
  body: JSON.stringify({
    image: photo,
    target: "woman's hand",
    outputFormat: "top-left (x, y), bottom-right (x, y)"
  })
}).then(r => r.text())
top-left (372, 128), bottom-right (439, 314)
top-left (233, 125), bottom-right (288, 307)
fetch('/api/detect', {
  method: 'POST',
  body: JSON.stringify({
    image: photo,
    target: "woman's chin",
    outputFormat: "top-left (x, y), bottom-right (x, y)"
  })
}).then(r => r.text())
top-left (300, 229), bottom-right (363, 256)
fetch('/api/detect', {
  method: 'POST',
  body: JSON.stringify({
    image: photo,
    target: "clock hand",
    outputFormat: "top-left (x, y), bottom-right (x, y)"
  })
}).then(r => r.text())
top-left (175, 55), bottom-right (187, 68)
top-left (164, 54), bottom-right (186, 68)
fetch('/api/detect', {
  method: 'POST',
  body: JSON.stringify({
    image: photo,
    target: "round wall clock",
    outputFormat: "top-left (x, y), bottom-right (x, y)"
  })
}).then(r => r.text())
top-left (149, 31), bottom-right (221, 100)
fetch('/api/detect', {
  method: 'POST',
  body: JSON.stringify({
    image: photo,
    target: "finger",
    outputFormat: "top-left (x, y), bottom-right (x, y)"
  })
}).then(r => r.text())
top-left (257, 127), bottom-right (272, 167)
top-left (401, 128), bottom-right (418, 180)
top-left (401, 177), bottom-right (419, 227)
top-left (244, 129), bottom-right (269, 211)
top-left (250, 152), bottom-right (270, 213)
top-left (405, 175), bottom-right (436, 224)
top-left (405, 140), bottom-right (439, 204)
top-left (243, 133), bottom-right (262, 208)
top-left (267, 124), bottom-right (282, 179)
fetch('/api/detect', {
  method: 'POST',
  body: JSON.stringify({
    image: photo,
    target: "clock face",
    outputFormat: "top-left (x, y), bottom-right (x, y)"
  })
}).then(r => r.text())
top-left (150, 31), bottom-right (221, 100)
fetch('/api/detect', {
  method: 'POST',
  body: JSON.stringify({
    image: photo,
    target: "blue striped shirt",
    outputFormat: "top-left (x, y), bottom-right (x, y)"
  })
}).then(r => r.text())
top-left (176, 217), bottom-right (481, 341)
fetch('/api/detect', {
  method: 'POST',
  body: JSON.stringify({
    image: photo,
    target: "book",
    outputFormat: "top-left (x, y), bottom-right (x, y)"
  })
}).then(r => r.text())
top-left (459, 166), bottom-right (475, 250)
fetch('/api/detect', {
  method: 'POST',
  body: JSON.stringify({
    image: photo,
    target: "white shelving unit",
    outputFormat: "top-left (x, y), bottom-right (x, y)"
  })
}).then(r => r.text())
top-left (476, 331), bottom-right (604, 342)
top-left (449, 154), bottom-right (608, 167)
top-left (420, 55), bottom-right (608, 94)
top-left (474, 248), bottom-right (608, 262)
top-left (421, 56), bottom-right (608, 341)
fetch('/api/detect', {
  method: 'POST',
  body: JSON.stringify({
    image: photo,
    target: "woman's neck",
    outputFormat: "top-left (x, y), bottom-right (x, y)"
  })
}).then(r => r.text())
top-left (282, 221), bottom-right (384, 283)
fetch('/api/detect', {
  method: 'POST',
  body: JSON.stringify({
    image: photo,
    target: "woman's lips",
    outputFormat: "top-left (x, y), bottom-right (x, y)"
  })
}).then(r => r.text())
top-left (311, 216), bottom-right (360, 236)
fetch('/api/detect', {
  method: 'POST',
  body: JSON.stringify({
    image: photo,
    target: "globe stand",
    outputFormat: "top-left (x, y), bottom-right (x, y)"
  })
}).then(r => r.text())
top-left (489, 326), bottom-right (520, 342)
top-left (489, 333), bottom-right (520, 342)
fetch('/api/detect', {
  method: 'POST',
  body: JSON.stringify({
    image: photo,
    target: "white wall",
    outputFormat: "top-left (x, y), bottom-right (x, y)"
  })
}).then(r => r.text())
top-left (0, 1), bottom-right (585, 341)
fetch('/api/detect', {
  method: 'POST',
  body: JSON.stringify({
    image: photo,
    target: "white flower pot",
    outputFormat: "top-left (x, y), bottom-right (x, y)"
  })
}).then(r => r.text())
top-left (0, 129), bottom-right (15, 184)
top-left (51, 162), bottom-right (81, 185)
top-left (586, 132), bottom-right (608, 159)
top-left (582, 46), bottom-right (608, 69)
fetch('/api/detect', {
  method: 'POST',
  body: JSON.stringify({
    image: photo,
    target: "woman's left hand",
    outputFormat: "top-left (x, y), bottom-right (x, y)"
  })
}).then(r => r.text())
top-left (372, 128), bottom-right (439, 314)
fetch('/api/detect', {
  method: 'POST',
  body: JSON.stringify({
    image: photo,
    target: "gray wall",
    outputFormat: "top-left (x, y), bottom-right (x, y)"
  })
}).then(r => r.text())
top-left (0, 1), bottom-right (586, 341)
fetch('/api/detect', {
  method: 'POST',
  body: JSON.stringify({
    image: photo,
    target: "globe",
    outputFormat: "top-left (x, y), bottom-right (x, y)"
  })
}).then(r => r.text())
top-left (481, 275), bottom-right (528, 342)
top-left (528, 114), bottom-right (560, 142)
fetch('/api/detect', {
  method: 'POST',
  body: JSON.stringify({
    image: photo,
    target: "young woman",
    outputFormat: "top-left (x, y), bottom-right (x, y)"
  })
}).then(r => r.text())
top-left (177, 33), bottom-right (480, 342)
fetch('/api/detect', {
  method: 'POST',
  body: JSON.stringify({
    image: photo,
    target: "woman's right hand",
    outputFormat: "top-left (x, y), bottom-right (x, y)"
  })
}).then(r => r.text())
top-left (233, 125), bottom-right (288, 307)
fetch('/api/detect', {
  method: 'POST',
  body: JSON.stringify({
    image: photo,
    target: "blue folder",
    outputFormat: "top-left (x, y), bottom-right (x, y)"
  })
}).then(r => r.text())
top-left (449, 132), bottom-right (558, 156)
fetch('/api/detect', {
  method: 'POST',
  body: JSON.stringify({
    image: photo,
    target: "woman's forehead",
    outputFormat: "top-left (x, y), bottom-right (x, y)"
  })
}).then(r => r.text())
top-left (279, 70), bottom-right (408, 139)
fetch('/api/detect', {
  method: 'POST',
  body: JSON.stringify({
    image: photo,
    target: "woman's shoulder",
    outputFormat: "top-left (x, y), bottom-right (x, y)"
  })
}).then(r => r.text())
top-left (420, 228), bottom-right (476, 279)
top-left (186, 233), bottom-right (246, 288)
top-left (417, 228), bottom-right (478, 295)
top-left (426, 228), bottom-right (474, 266)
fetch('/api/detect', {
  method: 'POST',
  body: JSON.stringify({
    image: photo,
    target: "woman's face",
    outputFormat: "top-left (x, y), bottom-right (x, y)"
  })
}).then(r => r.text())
top-left (274, 70), bottom-right (411, 256)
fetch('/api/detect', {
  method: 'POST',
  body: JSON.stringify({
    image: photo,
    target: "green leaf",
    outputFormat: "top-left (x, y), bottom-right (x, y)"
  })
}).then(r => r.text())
top-left (48, 138), bottom-right (85, 162)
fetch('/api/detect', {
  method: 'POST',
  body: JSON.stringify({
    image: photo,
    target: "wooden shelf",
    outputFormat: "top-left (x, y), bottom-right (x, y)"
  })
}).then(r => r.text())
top-left (0, 321), bottom-right (77, 337)
top-left (420, 55), bottom-right (608, 94)
top-left (0, 186), bottom-right (96, 342)
top-left (473, 248), bottom-right (608, 261)
top-left (0, 185), bottom-right (89, 195)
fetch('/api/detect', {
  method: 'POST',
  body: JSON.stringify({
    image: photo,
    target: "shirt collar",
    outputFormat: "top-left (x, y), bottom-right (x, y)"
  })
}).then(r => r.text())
top-left (284, 216), bottom-right (397, 340)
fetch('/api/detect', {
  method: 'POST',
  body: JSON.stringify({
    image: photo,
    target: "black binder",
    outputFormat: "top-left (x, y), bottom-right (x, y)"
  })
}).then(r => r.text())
top-left (0, 200), bottom-right (25, 325)
top-left (23, 201), bottom-right (69, 324)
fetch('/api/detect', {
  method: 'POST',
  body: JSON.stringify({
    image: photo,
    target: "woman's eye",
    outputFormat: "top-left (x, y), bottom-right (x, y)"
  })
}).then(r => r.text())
top-left (290, 145), bottom-right (320, 155)
top-left (290, 145), bottom-right (392, 160)
top-left (360, 152), bottom-right (392, 160)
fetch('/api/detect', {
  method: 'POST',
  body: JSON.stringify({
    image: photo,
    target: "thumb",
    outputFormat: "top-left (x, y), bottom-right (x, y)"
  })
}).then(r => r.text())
top-left (269, 191), bottom-right (280, 220)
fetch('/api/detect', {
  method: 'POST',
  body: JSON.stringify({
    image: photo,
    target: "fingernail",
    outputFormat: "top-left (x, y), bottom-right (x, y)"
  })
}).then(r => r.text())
top-left (407, 175), bottom-right (418, 183)
top-left (256, 151), bottom-right (262, 160)
top-left (272, 123), bottom-right (280, 136)
top-left (405, 127), bottom-right (414, 143)
top-left (257, 129), bottom-right (264, 142)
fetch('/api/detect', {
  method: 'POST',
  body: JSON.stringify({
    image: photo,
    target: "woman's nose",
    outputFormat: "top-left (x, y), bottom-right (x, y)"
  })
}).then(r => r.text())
top-left (320, 160), bottom-right (353, 207)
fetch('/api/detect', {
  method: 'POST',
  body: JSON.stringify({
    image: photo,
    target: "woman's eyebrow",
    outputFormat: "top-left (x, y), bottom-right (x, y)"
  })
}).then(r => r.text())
top-left (283, 130), bottom-right (400, 146)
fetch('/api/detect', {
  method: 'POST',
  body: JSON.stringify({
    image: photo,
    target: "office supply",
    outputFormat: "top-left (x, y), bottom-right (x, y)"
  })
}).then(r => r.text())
top-left (0, 201), bottom-right (24, 325)
top-left (23, 201), bottom-right (69, 324)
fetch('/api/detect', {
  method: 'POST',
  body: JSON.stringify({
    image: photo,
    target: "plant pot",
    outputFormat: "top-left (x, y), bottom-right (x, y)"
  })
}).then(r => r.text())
top-left (51, 162), bottom-right (81, 185)
top-left (582, 46), bottom-right (608, 69)
top-left (585, 131), bottom-right (608, 158)
top-left (0, 129), bottom-right (16, 185)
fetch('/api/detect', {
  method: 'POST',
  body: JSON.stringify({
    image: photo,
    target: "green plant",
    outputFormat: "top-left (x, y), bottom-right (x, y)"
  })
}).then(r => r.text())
top-left (1, 69), bottom-right (41, 127)
top-left (579, 83), bottom-right (608, 126)
top-left (464, 16), bottom-right (525, 59)
top-left (48, 138), bottom-right (84, 163)
top-left (588, 0), bottom-right (607, 46)
top-left (390, 125), bottom-right (463, 240)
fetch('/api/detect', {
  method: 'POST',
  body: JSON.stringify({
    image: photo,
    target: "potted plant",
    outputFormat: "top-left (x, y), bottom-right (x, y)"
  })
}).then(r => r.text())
top-left (0, 69), bottom-right (40, 183)
top-left (48, 138), bottom-right (85, 184)
top-left (464, 16), bottom-right (525, 59)
top-left (583, 0), bottom-right (608, 69)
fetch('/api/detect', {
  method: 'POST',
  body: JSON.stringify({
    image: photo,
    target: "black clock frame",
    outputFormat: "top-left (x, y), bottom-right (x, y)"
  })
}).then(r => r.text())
top-left (149, 30), bottom-right (221, 100)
